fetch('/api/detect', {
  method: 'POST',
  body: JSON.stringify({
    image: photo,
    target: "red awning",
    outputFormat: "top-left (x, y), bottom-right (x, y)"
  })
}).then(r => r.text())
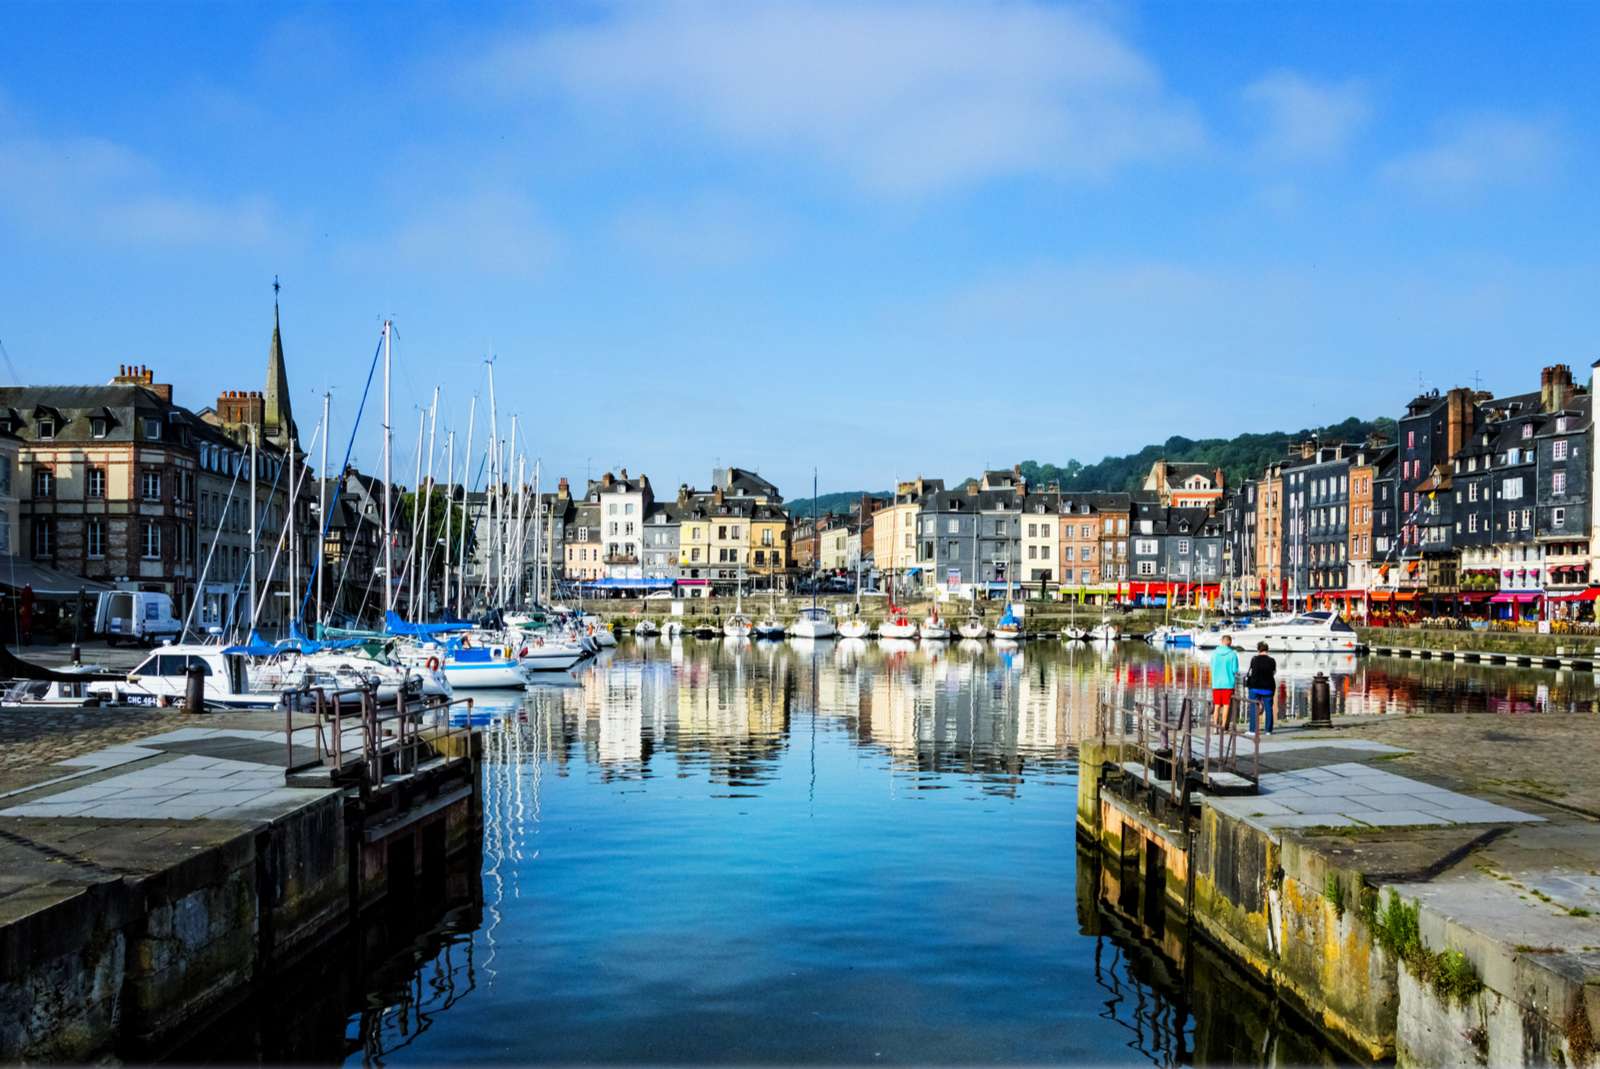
top-left (1489, 592), bottom-right (1540, 603)
top-left (1551, 588), bottom-right (1600, 602)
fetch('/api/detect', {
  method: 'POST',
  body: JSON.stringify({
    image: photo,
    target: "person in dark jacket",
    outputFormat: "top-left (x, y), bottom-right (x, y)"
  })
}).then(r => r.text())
top-left (1245, 641), bottom-right (1277, 735)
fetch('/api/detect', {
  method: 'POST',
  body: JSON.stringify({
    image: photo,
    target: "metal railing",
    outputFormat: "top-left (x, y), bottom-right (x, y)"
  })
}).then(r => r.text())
top-left (1095, 692), bottom-right (1261, 797)
top-left (282, 682), bottom-right (476, 789)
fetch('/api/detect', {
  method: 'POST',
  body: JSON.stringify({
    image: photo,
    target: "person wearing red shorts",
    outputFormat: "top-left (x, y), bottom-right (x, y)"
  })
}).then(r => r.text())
top-left (1209, 633), bottom-right (1239, 729)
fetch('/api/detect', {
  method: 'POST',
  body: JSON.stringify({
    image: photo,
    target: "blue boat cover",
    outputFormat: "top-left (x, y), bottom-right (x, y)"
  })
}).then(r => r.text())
top-left (385, 610), bottom-right (471, 636)
top-left (223, 630), bottom-right (281, 657)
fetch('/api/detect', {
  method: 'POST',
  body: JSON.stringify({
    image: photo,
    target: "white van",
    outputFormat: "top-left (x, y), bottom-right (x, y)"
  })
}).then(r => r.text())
top-left (95, 591), bottom-right (184, 647)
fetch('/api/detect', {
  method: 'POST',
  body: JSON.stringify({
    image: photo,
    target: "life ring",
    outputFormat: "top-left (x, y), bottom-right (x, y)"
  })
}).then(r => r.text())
top-left (535, 637), bottom-right (544, 647)
top-left (460, 636), bottom-right (472, 649)
top-left (426, 656), bottom-right (440, 672)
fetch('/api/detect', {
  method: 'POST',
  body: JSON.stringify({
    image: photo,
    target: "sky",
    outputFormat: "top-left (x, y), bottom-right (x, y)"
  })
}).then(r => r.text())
top-left (1, 1), bottom-right (1597, 499)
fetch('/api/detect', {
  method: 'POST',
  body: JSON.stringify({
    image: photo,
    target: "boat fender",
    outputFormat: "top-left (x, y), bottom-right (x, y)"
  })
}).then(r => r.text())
top-left (426, 656), bottom-right (440, 672)
top-left (520, 646), bottom-right (529, 658)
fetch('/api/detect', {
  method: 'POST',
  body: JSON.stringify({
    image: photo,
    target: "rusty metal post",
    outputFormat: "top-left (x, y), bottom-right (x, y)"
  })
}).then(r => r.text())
top-left (1310, 672), bottom-right (1332, 726)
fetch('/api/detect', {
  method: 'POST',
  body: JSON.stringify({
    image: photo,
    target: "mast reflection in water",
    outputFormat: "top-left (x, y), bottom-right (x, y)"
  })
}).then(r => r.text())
top-left (240, 637), bottom-right (1587, 1065)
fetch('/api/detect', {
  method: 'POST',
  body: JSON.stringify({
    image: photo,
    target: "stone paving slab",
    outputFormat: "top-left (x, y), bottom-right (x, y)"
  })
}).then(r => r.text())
top-left (1207, 760), bottom-right (1546, 834)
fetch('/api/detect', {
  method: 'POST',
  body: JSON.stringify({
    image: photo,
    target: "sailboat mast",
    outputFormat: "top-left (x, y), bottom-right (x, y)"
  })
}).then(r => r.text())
top-left (444, 430), bottom-right (455, 614)
top-left (457, 394), bottom-right (476, 613)
top-left (382, 320), bottom-right (393, 617)
top-left (487, 364), bottom-right (499, 608)
top-left (812, 469), bottom-right (819, 611)
top-left (420, 387), bottom-right (438, 618)
top-left (247, 425), bottom-right (258, 633)
top-left (407, 409), bottom-right (424, 620)
top-left (317, 390), bottom-right (329, 630)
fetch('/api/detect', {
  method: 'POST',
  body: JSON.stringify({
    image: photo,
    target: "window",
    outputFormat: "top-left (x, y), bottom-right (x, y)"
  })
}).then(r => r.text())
top-left (1508, 511), bottom-right (1518, 532)
top-left (1407, 430), bottom-right (1415, 449)
top-left (691, 548), bottom-right (700, 561)
top-left (1134, 538), bottom-right (1157, 555)
top-left (143, 417), bottom-right (161, 440)
top-left (948, 542), bottom-right (960, 560)
top-left (625, 523), bottom-right (634, 535)
top-left (1554, 471), bottom-right (1567, 495)
top-left (1083, 545), bottom-right (1094, 560)
top-left (1064, 547), bottom-right (1074, 561)
top-left (1081, 525), bottom-right (1091, 538)
top-left (0, 456), bottom-right (9, 495)
top-left (625, 503), bottom-right (634, 515)
top-left (32, 468), bottom-right (52, 498)
top-left (1137, 560), bottom-right (1155, 576)
top-left (1081, 569), bottom-right (1091, 583)
top-left (717, 525), bottom-right (727, 539)
top-left (1523, 508), bottom-right (1532, 530)
top-left (609, 504), bottom-right (617, 515)
top-left (1027, 523), bottom-right (1037, 537)
top-left (87, 519), bottom-right (103, 557)
top-left (1028, 545), bottom-right (1037, 559)
top-left (0, 510), bottom-right (8, 554)
top-left (947, 518), bottom-right (959, 534)
top-left (142, 470), bottom-right (161, 501)
top-left (1041, 523), bottom-right (1051, 537)
top-left (1522, 424), bottom-right (1533, 439)
top-left (993, 519), bottom-right (1005, 535)
top-left (86, 467), bottom-right (105, 498)
top-left (36, 418), bottom-right (54, 440)
top-left (1176, 539), bottom-right (1190, 554)
top-left (1554, 439), bottom-right (1569, 461)
top-left (904, 533), bottom-right (912, 548)
top-left (1554, 508), bottom-right (1566, 530)
top-left (90, 417), bottom-right (106, 438)
top-left (762, 529), bottom-right (773, 546)
top-left (1468, 482), bottom-right (1478, 502)
top-left (1503, 477), bottom-right (1524, 501)
top-left (32, 520), bottom-right (52, 557)
top-left (754, 550), bottom-right (765, 565)
top-left (1468, 514), bottom-right (1477, 533)
top-left (730, 527), bottom-right (740, 539)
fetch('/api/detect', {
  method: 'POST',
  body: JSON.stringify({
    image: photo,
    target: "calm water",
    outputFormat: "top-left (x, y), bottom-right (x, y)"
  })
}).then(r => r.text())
top-left (209, 638), bottom-right (1599, 1065)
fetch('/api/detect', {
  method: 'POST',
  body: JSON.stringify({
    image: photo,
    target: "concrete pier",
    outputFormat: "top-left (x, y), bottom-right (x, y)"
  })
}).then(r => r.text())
top-left (1080, 712), bottom-right (1600, 1065)
top-left (0, 709), bottom-right (481, 1061)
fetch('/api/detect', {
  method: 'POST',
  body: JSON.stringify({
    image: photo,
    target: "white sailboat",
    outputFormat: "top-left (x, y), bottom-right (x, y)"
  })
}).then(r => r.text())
top-left (723, 567), bottom-right (752, 637)
top-left (838, 546), bottom-right (869, 637)
top-left (791, 470), bottom-right (836, 639)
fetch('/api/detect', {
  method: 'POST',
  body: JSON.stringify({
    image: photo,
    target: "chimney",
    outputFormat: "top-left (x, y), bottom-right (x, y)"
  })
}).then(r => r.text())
top-left (1300, 440), bottom-right (1315, 459)
top-left (1543, 364), bottom-right (1574, 412)
top-left (557, 477), bottom-right (569, 499)
top-left (639, 474), bottom-right (649, 489)
top-left (713, 486), bottom-right (723, 504)
top-left (1445, 386), bottom-right (1476, 458)
top-left (602, 471), bottom-right (614, 488)
top-left (620, 468), bottom-right (628, 481)
top-left (678, 484), bottom-right (690, 505)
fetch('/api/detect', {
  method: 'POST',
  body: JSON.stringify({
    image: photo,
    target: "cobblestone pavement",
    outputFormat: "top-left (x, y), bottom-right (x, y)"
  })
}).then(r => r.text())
top-left (0, 706), bottom-right (199, 779)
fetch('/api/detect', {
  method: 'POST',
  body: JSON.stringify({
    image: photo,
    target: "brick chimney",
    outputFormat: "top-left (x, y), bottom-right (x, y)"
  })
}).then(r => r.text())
top-left (620, 468), bottom-right (628, 481)
top-left (1445, 386), bottom-right (1476, 458)
top-left (1542, 364), bottom-right (1575, 412)
top-left (602, 471), bottom-right (614, 488)
top-left (967, 480), bottom-right (979, 496)
top-left (112, 364), bottom-right (172, 403)
top-left (557, 477), bottom-right (569, 500)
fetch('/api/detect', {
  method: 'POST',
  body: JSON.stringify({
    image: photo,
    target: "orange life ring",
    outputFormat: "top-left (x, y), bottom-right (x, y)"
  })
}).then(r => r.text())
top-left (426, 656), bottom-right (440, 672)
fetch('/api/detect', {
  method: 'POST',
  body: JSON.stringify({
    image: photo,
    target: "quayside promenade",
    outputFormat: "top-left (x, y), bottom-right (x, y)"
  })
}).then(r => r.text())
top-left (1082, 703), bottom-right (1600, 1065)
top-left (0, 657), bottom-right (484, 1062)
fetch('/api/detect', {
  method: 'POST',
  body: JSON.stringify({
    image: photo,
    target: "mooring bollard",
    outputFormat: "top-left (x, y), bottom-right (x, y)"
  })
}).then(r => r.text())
top-left (1310, 672), bottom-right (1332, 726)
top-left (184, 664), bottom-right (207, 715)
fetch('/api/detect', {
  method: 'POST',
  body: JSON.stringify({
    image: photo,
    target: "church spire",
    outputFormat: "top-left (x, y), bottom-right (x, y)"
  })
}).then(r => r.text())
top-left (263, 276), bottom-right (298, 450)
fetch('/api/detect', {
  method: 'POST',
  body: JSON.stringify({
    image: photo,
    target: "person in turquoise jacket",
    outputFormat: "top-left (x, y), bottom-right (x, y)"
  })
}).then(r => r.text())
top-left (1209, 634), bottom-right (1239, 729)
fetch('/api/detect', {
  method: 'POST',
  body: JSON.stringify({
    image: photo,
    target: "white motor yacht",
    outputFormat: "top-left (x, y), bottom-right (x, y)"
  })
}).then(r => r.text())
top-left (634, 619), bottom-right (660, 637)
top-left (91, 644), bottom-right (279, 709)
top-left (1192, 611), bottom-right (1359, 653)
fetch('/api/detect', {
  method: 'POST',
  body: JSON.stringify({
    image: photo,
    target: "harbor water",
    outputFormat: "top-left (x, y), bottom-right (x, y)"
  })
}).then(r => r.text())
top-left (201, 637), bottom-right (1599, 1065)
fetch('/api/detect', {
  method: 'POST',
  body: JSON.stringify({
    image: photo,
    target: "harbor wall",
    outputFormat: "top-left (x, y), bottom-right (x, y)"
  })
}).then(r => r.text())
top-left (1357, 625), bottom-right (1600, 658)
top-left (1078, 752), bottom-right (1600, 1065)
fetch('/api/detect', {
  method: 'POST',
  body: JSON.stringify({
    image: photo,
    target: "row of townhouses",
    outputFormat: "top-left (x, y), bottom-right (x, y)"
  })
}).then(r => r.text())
top-left (5, 321), bottom-right (1594, 625)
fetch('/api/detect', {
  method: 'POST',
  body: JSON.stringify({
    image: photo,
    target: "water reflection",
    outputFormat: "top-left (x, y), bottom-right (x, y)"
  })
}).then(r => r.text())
top-left (312, 638), bottom-right (1593, 1065)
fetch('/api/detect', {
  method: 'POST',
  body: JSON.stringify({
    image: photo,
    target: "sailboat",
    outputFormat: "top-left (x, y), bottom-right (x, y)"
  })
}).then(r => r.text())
top-left (838, 542), bottom-right (870, 637)
top-left (920, 605), bottom-right (950, 640)
top-left (791, 471), bottom-right (836, 639)
top-left (957, 502), bottom-right (986, 638)
top-left (990, 538), bottom-right (1022, 640)
top-left (722, 565), bottom-right (752, 637)
top-left (753, 570), bottom-right (785, 638)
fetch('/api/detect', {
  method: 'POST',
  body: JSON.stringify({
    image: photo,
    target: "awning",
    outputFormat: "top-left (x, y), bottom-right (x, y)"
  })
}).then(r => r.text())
top-left (584, 577), bottom-right (676, 588)
top-left (1551, 589), bottom-right (1600, 602)
top-left (0, 557), bottom-right (117, 597)
top-left (906, 567), bottom-right (921, 576)
top-left (674, 579), bottom-right (709, 585)
top-left (1489, 592), bottom-right (1541, 603)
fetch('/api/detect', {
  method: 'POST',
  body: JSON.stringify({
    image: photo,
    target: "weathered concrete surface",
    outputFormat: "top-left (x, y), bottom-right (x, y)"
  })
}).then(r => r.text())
top-left (1357, 625), bottom-right (1598, 658)
top-left (1083, 712), bottom-right (1600, 1066)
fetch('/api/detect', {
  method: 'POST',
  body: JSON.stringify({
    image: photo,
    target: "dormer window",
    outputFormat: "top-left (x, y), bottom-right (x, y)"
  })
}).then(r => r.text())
top-left (1522, 424), bottom-right (1533, 439)
top-left (1558, 417), bottom-right (1570, 432)
top-left (143, 417), bottom-right (161, 440)
top-left (90, 418), bottom-right (106, 438)
top-left (35, 419), bottom-right (55, 440)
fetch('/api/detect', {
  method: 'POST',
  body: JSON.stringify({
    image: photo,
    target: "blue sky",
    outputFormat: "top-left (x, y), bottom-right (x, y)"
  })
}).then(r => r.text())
top-left (1, 2), bottom-right (1596, 498)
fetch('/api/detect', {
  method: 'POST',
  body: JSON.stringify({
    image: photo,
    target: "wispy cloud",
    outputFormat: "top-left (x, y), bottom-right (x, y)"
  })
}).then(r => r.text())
top-left (1380, 112), bottom-right (1561, 202)
top-left (1240, 70), bottom-right (1369, 164)
top-left (0, 126), bottom-right (279, 248)
top-left (470, 1), bottom-right (1204, 194)
top-left (341, 190), bottom-right (556, 278)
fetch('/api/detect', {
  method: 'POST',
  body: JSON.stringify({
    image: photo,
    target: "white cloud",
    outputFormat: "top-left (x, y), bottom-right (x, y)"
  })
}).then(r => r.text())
top-left (0, 127), bottom-right (278, 248)
top-left (1240, 71), bottom-right (1368, 163)
top-left (343, 190), bottom-right (555, 278)
top-left (472, 1), bottom-right (1204, 194)
top-left (1380, 113), bottom-right (1560, 201)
